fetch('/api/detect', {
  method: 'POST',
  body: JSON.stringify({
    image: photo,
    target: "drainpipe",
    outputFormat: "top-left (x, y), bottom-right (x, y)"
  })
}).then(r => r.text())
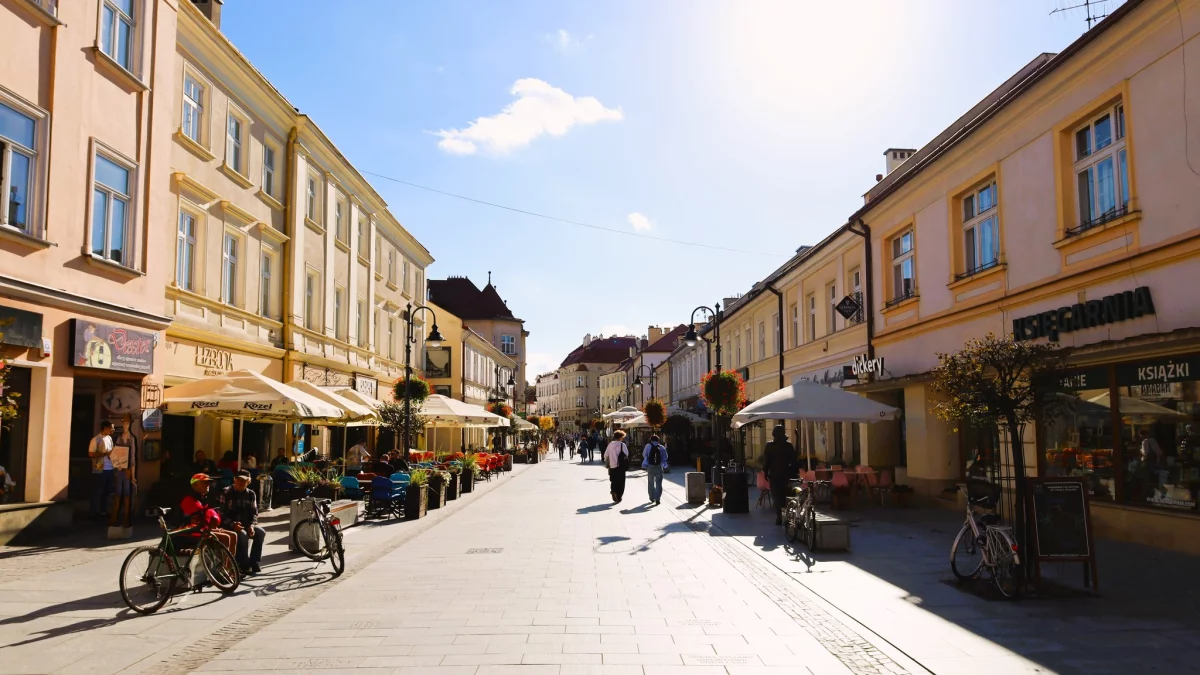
top-left (847, 219), bottom-right (875, 361)
top-left (283, 123), bottom-right (299, 452)
top-left (765, 285), bottom-right (784, 389)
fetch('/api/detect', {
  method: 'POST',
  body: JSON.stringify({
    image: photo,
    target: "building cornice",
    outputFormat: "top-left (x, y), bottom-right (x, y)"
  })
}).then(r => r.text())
top-left (0, 275), bottom-right (172, 330)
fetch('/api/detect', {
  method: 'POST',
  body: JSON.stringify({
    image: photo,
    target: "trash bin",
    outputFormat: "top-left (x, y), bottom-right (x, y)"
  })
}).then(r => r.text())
top-left (722, 471), bottom-right (750, 513)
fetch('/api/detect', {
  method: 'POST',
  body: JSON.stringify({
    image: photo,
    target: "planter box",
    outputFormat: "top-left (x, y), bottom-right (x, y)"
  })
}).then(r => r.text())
top-left (445, 474), bottom-right (460, 501)
top-left (288, 498), bottom-right (357, 551)
top-left (461, 472), bottom-right (475, 494)
top-left (528, 452), bottom-right (539, 464)
top-left (427, 479), bottom-right (447, 510)
top-left (405, 485), bottom-right (428, 520)
top-left (514, 454), bottom-right (528, 464)
top-left (504, 455), bottom-right (513, 472)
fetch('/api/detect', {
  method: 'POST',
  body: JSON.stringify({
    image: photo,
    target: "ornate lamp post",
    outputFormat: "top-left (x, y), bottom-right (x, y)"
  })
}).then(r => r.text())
top-left (402, 302), bottom-right (444, 456)
top-left (632, 364), bottom-right (657, 404)
top-left (683, 303), bottom-right (722, 482)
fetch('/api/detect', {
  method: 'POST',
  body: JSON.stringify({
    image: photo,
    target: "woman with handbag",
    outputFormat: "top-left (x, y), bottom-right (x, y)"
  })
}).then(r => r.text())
top-left (603, 430), bottom-right (630, 503)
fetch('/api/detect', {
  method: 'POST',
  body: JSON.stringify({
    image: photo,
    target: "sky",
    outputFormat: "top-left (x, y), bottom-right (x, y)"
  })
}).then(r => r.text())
top-left (221, 0), bottom-right (1124, 384)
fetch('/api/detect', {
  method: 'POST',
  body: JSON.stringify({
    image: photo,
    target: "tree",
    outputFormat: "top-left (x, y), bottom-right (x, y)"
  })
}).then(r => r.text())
top-left (930, 332), bottom-right (1070, 576)
top-left (377, 400), bottom-right (428, 452)
top-left (0, 319), bottom-right (19, 424)
top-left (538, 416), bottom-right (555, 432)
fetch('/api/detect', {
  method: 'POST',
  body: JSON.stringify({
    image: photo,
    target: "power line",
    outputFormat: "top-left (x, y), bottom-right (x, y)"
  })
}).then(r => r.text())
top-left (360, 170), bottom-right (786, 258)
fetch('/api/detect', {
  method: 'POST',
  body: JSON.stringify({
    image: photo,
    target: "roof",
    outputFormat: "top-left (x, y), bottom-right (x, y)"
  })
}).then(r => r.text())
top-left (643, 324), bottom-right (689, 353)
top-left (850, 0), bottom-right (1146, 223)
top-left (427, 276), bottom-right (522, 322)
top-left (560, 336), bottom-right (638, 368)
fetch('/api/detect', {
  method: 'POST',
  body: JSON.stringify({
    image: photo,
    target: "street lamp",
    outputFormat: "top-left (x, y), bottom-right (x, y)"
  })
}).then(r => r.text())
top-left (684, 303), bottom-right (722, 483)
top-left (632, 364), bottom-right (657, 402)
top-left (402, 302), bottom-right (443, 456)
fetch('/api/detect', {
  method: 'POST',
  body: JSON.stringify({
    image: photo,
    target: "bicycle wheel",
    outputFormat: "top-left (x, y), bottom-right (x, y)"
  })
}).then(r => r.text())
top-left (200, 539), bottom-right (240, 593)
top-left (951, 525), bottom-right (984, 581)
top-left (292, 517), bottom-right (329, 560)
top-left (119, 545), bottom-right (176, 614)
top-left (329, 526), bottom-right (345, 577)
top-left (784, 501), bottom-right (799, 542)
top-left (804, 505), bottom-right (818, 551)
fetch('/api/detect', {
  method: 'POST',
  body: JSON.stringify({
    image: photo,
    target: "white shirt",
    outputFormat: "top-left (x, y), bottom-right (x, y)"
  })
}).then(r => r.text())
top-left (347, 444), bottom-right (370, 465)
top-left (603, 441), bottom-right (628, 470)
top-left (89, 433), bottom-right (114, 470)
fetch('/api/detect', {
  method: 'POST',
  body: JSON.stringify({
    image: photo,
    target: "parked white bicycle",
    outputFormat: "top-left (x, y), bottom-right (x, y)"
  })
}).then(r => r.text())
top-left (950, 479), bottom-right (1022, 599)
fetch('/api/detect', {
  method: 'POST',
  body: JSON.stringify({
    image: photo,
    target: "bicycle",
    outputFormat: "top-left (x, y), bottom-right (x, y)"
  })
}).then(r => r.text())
top-left (291, 493), bottom-right (345, 577)
top-left (783, 479), bottom-right (823, 550)
top-left (950, 479), bottom-right (1022, 599)
top-left (119, 507), bottom-right (240, 614)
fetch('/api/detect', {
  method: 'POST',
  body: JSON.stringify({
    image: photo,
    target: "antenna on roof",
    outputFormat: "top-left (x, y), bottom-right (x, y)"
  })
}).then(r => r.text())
top-left (1050, 0), bottom-right (1112, 31)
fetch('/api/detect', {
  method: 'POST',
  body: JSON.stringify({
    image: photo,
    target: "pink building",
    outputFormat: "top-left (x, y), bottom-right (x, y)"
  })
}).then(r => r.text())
top-left (848, 0), bottom-right (1200, 553)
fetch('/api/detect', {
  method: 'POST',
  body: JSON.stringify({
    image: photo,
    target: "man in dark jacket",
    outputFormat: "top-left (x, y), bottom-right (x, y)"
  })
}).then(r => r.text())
top-left (762, 424), bottom-right (799, 525)
top-left (218, 470), bottom-right (265, 575)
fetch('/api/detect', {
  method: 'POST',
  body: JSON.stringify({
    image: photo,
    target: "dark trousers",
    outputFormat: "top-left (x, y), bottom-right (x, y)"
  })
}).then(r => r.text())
top-left (558, 448), bottom-right (564, 459)
top-left (91, 470), bottom-right (113, 516)
top-left (771, 480), bottom-right (789, 522)
top-left (609, 468), bottom-right (626, 501)
top-left (234, 525), bottom-right (266, 568)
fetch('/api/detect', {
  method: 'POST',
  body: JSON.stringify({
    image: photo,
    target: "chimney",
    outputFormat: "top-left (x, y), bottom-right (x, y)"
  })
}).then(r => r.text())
top-left (647, 326), bottom-right (665, 345)
top-left (883, 148), bottom-right (916, 176)
top-left (193, 0), bottom-right (223, 29)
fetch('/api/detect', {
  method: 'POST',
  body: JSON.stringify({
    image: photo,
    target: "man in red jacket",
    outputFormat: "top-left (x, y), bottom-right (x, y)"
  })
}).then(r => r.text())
top-left (180, 474), bottom-right (236, 555)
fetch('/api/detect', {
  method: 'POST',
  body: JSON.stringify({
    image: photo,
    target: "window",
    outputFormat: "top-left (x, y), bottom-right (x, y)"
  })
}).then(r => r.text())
top-left (416, 268), bottom-right (424, 299)
top-left (387, 315), bottom-right (396, 360)
top-left (402, 260), bottom-right (411, 293)
top-left (1073, 103), bottom-right (1130, 234)
top-left (182, 76), bottom-right (203, 143)
top-left (334, 197), bottom-right (346, 243)
top-left (91, 152), bottom-right (131, 265)
top-left (225, 113), bottom-right (243, 174)
top-left (758, 321), bottom-right (766, 360)
top-left (772, 314), bottom-right (779, 355)
top-left (261, 144), bottom-right (276, 197)
top-left (807, 294), bottom-right (816, 341)
top-left (849, 268), bottom-right (862, 324)
top-left (790, 303), bottom-right (799, 348)
top-left (357, 216), bottom-right (366, 257)
top-left (501, 334), bottom-right (517, 355)
top-left (260, 252), bottom-right (272, 318)
top-left (304, 271), bottom-right (318, 330)
top-left (220, 233), bottom-right (238, 304)
top-left (333, 286), bottom-right (345, 340)
top-left (175, 211), bottom-right (196, 291)
top-left (735, 332), bottom-right (742, 367)
top-left (387, 249), bottom-right (396, 284)
top-left (357, 298), bottom-right (366, 347)
top-left (99, 0), bottom-right (134, 71)
top-left (960, 181), bottom-right (999, 277)
top-left (890, 230), bottom-right (915, 305)
top-left (827, 283), bottom-right (838, 333)
top-left (1, 103), bottom-right (37, 233)
top-left (306, 174), bottom-right (317, 222)
top-left (576, 395), bottom-right (585, 408)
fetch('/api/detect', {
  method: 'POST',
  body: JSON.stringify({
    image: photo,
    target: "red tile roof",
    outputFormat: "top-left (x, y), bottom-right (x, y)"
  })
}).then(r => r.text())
top-left (643, 324), bottom-right (688, 353)
top-left (560, 336), bottom-right (638, 368)
top-left (428, 276), bottom-right (521, 321)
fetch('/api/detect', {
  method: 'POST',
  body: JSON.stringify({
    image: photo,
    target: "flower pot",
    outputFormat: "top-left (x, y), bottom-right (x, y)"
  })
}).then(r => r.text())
top-left (311, 485), bottom-right (339, 501)
top-left (504, 455), bottom-right (513, 471)
top-left (405, 484), bottom-right (428, 519)
top-left (427, 477), bottom-right (447, 510)
top-left (445, 474), bottom-right (460, 501)
top-left (461, 472), bottom-right (475, 494)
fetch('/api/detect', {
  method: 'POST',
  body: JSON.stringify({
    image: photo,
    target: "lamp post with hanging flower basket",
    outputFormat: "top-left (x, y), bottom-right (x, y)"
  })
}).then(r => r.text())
top-left (700, 368), bottom-right (746, 482)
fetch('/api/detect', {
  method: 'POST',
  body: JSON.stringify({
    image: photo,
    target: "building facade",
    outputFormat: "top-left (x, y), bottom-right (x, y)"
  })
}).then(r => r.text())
top-left (541, 334), bottom-right (638, 428)
top-left (0, 0), bottom-right (178, 537)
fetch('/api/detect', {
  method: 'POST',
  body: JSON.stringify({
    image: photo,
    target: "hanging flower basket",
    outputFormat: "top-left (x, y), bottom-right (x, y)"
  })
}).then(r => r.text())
top-left (700, 370), bottom-right (747, 416)
top-left (643, 399), bottom-right (667, 428)
top-left (591, 418), bottom-right (605, 432)
top-left (486, 402), bottom-right (513, 419)
top-left (393, 375), bottom-right (431, 405)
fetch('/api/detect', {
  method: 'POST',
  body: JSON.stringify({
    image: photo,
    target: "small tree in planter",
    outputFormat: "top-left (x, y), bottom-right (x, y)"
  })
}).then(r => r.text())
top-left (287, 465), bottom-right (342, 500)
top-left (377, 401), bottom-right (429, 454)
top-left (406, 469), bottom-right (429, 519)
top-left (427, 469), bottom-right (450, 509)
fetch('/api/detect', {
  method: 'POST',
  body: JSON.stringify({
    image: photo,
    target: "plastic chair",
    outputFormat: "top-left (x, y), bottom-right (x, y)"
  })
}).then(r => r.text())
top-left (390, 472), bottom-right (411, 483)
top-left (368, 476), bottom-right (403, 519)
top-left (871, 469), bottom-right (893, 506)
top-left (339, 476), bottom-right (364, 500)
top-left (831, 471), bottom-right (850, 490)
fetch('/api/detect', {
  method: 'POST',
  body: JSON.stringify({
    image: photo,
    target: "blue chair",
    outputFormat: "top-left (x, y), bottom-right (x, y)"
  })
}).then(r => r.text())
top-left (368, 475), bottom-right (403, 519)
top-left (339, 475), bottom-right (364, 500)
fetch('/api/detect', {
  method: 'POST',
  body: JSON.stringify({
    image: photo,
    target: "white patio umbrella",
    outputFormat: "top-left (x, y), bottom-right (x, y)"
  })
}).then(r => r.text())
top-left (290, 380), bottom-right (378, 461)
top-left (416, 395), bottom-right (509, 455)
top-left (336, 387), bottom-right (383, 411)
top-left (162, 369), bottom-right (344, 466)
top-left (730, 380), bottom-right (900, 470)
top-left (666, 406), bottom-right (708, 425)
top-left (604, 406), bottom-right (642, 422)
top-left (621, 413), bottom-right (650, 428)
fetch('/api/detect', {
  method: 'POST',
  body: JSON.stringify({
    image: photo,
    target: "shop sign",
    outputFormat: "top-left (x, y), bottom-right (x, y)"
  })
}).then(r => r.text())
top-left (1012, 287), bottom-right (1155, 342)
top-left (834, 295), bottom-right (861, 321)
top-left (851, 354), bottom-right (885, 378)
top-left (1116, 355), bottom-right (1200, 387)
top-left (101, 382), bottom-right (142, 415)
top-left (70, 319), bottom-right (154, 374)
top-left (794, 363), bottom-right (851, 388)
top-left (299, 364), bottom-right (352, 387)
top-left (0, 305), bottom-right (43, 348)
top-left (1129, 382), bottom-right (1181, 400)
top-left (1059, 367), bottom-right (1107, 391)
top-left (195, 346), bottom-right (233, 375)
top-left (354, 374), bottom-right (378, 399)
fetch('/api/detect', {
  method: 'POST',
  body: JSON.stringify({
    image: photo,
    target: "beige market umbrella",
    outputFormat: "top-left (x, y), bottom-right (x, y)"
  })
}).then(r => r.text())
top-left (604, 406), bottom-right (643, 422)
top-left (1086, 392), bottom-right (1190, 420)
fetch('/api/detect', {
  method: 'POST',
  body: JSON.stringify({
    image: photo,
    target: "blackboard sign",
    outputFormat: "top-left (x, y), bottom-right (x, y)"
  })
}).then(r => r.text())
top-left (0, 305), bottom-right (43, 349)
top-left (1030, 479), bottom-right (1091, 559)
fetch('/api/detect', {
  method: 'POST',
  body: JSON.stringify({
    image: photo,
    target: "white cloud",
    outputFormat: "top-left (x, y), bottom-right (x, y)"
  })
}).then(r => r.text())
top-left (627, 212), bottom-right (653, 232)
top-left (436, 79), bottom-right (622, 155)
top-left (546, 29), bottom-right (591, 52)
top-left (525, 351), bottom-right (561, 379)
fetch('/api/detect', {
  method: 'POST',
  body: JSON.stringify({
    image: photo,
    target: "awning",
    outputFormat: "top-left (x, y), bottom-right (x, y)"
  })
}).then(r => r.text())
top-left (163, 369), bottom-right (342, 422)
top-left (290, 380), bottom-right (377, 425)
top-left (604, 406), bottom-right (642, 422)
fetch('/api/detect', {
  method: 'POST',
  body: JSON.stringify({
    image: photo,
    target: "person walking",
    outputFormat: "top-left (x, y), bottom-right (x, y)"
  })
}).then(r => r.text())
top-left (557, 436), bottom-right (565, 461)
top-left (604, 430), bottom-right (630, 503)
top-left (88, 420), bottom-right (115, 520)
top-left (762, 424), bottom-right (799, 525)
top-left (642, 434), bottom-right (669, 505)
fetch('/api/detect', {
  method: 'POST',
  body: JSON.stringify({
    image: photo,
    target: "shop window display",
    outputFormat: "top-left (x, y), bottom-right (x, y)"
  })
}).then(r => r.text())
top-left (1041, 371), bottom-right (1115, 501)
top-left (1119, 379), bottom-right (1200, 511)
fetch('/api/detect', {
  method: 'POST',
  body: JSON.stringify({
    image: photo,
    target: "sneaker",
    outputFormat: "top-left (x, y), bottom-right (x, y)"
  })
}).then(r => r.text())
top-left (250, 563), bottom-right (262, 574)
top-left (240, 567), bottom-right (254, 577)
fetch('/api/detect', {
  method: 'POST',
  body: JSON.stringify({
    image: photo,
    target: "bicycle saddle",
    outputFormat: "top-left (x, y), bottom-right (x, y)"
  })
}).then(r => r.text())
top-left (154, 507), bottom-right (171, 517)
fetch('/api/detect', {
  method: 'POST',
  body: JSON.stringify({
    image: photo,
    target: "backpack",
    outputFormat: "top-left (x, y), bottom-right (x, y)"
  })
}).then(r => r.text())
top-left (647, 443), bottom-right (662, 466)
top-left (616, 443), bottom-right (630, 470)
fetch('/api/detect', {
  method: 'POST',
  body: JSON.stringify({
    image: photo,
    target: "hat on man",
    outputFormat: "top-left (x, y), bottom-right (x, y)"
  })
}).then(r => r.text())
top-left (235, 469), bottom-right (251, 479)
top-left (189, 473), bottom-right (214, 485)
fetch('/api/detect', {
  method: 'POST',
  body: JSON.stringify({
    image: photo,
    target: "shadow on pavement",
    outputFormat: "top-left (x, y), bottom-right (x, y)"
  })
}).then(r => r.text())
top-left (576, 503), bottom-right (615, 514)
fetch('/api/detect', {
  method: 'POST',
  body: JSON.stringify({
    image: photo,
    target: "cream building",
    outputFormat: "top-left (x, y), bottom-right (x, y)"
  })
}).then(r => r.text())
top-left (0, 0), bottom-right (178, 537)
